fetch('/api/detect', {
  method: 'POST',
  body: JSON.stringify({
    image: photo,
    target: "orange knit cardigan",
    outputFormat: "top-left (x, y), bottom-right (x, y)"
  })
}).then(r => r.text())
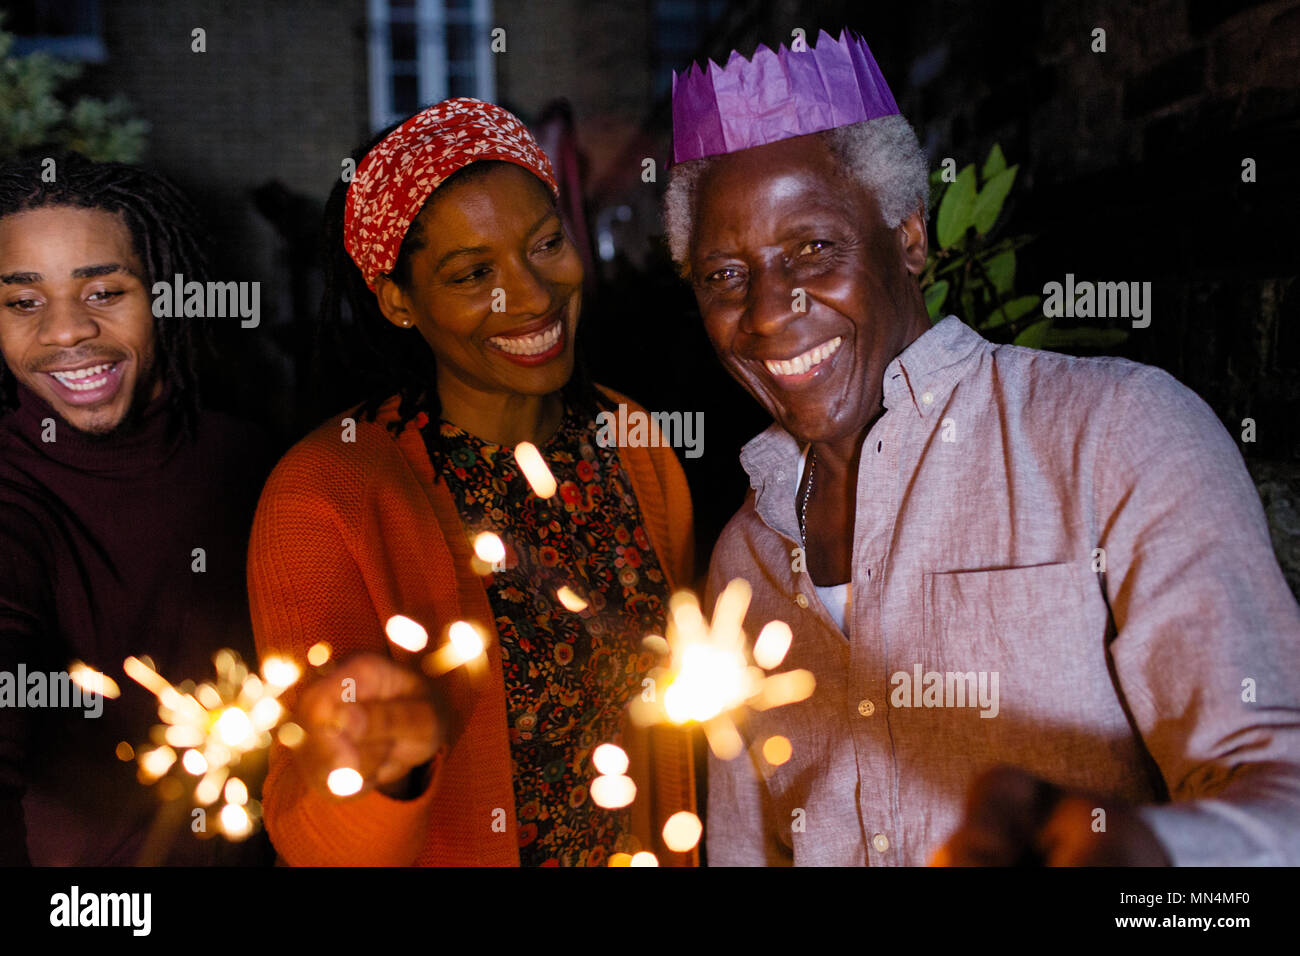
top-left (247, 389), bottom-right (697, 866)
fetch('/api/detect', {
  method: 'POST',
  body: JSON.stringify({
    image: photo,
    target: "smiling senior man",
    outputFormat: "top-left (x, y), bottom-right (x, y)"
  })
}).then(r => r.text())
top-left (664, 30), bottom-right (1300, 866)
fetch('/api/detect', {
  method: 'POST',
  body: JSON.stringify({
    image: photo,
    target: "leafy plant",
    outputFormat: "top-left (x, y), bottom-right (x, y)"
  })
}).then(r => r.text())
top-left (0, 13), bottom-right (148, 163)
top-left (920, 143), bottom-right (1128, 352)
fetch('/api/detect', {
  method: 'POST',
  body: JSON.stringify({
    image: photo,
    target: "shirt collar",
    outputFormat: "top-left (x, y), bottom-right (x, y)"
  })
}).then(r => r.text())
top-left (883, 315), bottom-right (985, 418)
top-left (738, 316), bottom-right (985, 533)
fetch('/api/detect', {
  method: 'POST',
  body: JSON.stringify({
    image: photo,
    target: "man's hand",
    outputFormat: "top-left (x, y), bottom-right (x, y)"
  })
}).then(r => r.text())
top-left (292, 653), bottom-right (444, 797)
top-left (931, 765), bottom-right (1172, 866)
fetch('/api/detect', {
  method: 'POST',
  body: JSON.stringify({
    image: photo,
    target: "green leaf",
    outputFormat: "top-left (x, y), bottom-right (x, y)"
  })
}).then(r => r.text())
top-left (985, 294), bottom-right (1040, 329)
top-left (981, 143), bottom-right (1007, 182)
top-left (1042, 327), bottom-right (1130, 350)
top-left (924, 279), bottom-right (950, 319)
top-left (972, 165), bottom-right (1018, 235)
top-left (935, 164), bottom-right (977, 249)
top-left (1013, 318), bottom-right (1051, 349)
top-left (985, 249), bottom-right (1015, 295)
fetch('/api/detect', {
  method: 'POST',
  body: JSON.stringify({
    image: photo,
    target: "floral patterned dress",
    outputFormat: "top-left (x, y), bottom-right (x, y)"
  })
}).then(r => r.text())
top-left (438, 399), bottom-right (671, 866)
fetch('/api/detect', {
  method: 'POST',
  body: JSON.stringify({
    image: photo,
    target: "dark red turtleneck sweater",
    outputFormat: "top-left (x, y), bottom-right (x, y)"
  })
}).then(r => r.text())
top-left (0, 381), bottom-right (274, 865)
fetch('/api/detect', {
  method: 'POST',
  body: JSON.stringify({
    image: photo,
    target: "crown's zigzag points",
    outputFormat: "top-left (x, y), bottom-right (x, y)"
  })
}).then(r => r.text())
top-left (671, 29), bottom-right (900, 164)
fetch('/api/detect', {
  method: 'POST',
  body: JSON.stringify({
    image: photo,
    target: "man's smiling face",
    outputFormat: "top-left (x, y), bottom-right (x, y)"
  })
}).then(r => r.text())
top-left (0, 205), bottom-right (161, 435)
top-left (687, 134), bottom-right (930, 448)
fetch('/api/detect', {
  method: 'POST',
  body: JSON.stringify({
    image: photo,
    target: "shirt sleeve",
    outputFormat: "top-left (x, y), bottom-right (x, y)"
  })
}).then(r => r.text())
top-left (0, 503), bottom-right (54, 866)
top-left (1097, 366), bottom-right (1300, 865)
top-left (702, 542), bottom-right (792, 866)
top-left (246, 460), bottom-right (440, 866)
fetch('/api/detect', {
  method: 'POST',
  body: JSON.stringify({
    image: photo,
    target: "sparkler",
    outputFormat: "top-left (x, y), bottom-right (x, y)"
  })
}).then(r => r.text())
top-left (628, 578), bottom-right (815, 760)
top-left (124, 649), bottom-right (301, 841)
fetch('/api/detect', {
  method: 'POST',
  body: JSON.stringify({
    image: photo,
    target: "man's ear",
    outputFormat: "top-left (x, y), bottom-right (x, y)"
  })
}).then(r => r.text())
top-left (898, 200), bottom-right (929, 277)
top-left (373, 274), bottom-right (415, 329)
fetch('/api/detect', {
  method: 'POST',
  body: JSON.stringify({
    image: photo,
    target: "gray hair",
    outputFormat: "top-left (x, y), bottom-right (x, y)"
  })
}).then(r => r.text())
top-left (662, 113), bottom-right (929, 276)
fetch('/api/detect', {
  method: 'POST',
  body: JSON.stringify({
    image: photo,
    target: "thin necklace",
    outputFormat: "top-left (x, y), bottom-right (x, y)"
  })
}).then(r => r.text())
top-left (799, 448), bottom-right (816, 547)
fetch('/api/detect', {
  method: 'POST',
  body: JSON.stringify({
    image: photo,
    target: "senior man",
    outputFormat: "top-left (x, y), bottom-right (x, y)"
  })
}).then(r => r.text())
top-left (664, 30), bottom-right (1300, 866)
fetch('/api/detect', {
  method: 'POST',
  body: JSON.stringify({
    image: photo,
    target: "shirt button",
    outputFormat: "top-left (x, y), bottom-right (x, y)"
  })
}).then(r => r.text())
top-left (921, 391), bottom-right (934, 405)
top-left (795, 593), bottom-right (809, 609)
top-left (872, 833), bottom-right (890, 853)
top-left (857, 699), bottom-right (875, 717)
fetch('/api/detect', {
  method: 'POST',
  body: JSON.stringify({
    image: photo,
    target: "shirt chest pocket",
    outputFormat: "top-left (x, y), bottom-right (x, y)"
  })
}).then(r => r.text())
top-left (922, 561), bottom-right (1101, 676)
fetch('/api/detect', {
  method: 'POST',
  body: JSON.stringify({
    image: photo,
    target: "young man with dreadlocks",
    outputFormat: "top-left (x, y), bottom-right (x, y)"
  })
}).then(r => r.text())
top-left (0, 152), bottom-right (273, 865)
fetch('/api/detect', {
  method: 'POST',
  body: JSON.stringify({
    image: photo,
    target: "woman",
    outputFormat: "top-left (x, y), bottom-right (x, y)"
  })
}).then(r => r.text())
top-left (248, 98), bottom-right (696, 866)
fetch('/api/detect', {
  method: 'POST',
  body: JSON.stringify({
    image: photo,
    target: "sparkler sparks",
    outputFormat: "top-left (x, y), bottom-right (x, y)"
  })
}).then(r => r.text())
top-left (124, 649), bottom-right (301, 840)
top-left (68, 661), bottom-right (121, 699)
top-left (514, 441), bottom-right (557, 498)
top-left (628, 579), bottom-right (815, 760)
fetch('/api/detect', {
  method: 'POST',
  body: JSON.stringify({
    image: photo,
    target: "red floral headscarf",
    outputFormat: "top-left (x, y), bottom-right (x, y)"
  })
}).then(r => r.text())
top-left (344, 97), bottom-right (559, 291)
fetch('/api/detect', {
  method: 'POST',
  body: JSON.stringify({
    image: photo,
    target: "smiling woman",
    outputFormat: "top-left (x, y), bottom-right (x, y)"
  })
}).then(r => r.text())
top-left (248, 98), bottom-right (697, 867)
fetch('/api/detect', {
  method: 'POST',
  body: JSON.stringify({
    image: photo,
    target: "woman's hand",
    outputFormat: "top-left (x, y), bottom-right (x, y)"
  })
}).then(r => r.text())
top-left (292, 653), bottom-right (444, 797)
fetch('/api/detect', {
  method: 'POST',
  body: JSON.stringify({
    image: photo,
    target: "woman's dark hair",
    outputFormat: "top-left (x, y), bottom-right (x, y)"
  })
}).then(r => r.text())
top-left (319, 119), bottom-right (605, 476)
top-left (0, 151), bottom-right (209, 430)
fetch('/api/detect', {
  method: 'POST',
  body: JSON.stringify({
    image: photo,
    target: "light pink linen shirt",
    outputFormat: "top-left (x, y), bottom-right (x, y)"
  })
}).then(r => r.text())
top-left (705, 316), bottom-right (1300, 866)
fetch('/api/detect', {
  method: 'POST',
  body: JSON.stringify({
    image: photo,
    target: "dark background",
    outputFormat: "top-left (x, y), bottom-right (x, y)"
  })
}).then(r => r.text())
top-left (6, 0), bottom-right (1299, 585)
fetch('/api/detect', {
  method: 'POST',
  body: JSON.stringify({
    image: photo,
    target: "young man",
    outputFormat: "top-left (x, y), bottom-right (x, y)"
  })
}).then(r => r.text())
top-left (0, 152), bottom-right (272, 864)
top-left (665, 30), bottom-right (1300, 866)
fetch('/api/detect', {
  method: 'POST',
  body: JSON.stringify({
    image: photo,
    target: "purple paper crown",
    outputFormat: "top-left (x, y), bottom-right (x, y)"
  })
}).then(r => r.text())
top-left (671, 29), bottom-right (900, 164)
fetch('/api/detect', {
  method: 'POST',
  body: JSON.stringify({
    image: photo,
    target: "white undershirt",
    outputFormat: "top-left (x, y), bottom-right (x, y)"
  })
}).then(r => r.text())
top-left (796, 447), bottom-right (851, 634)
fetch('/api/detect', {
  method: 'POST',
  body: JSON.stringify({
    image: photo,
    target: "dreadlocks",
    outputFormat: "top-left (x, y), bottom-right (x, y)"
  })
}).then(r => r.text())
top-left (319, 124), bottom-right (605, 477)
top-left (0, 151), bottom-right (209, 430)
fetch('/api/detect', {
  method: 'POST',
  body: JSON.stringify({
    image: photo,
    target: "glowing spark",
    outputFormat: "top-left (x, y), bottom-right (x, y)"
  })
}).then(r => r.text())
top-left (592, 743), bottom-right (629, 776)
top-left (181, 749), bottom-right (208, 775)
top-left (214, 707), bottom-right (254, 747)
top-left (123, 656), bottom-right (174, 698)
top-left (589, 774), bottom-right (636, 809)
top-left (164, 724), bottom-right (205, 748)
top-left (115, 741), bottom-right (134, 762)
top-left (327, 767), bottom-right (364, 797)
top-left (196, 683), bottom-right (223, 710)
top-left (473, 531), bottom-right (506, 565)
top-left (514, 441), bottom-right (556, 498)
top-left (629, 852), bottom-right (658, 867)
top-left (751, 669), bottom-right (816, 710)
top-left (68, 661), bottom-right (121, 699)
top-left (448, 621), bottom-right (485, 661)
top-left (753, 620), bottom-right (793, 670)
top-left (556, 586), bottom-right (588, 612)
top-left (385, 614), bottom-right (429, 652)
top-left (138, 746), bottom-right (176, 782)
top-left (702, 715), bottom-right (744, 761)
top-left (278, 722), bottom-right (306, 748)
top-left (307, 642), bottom-right (332, 667)
top-left (608, 853), bottom-right (633, 867)
top-left (220, 803), bottom-right (252, 839)
top-left (762, 735), bottom-right (793, 766)
top-left (251, 696), bottom-right (283, 731)
top-left (662, 811), bottom-right (703, 852)
top-left (225, 778), bottom-right (249, 807)
top-left (641, 634), bottom-right (670, 656)
top-left (194, 767), bottom-right (228, 806)
top-left (261, 656), bottom-right (301, 689)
